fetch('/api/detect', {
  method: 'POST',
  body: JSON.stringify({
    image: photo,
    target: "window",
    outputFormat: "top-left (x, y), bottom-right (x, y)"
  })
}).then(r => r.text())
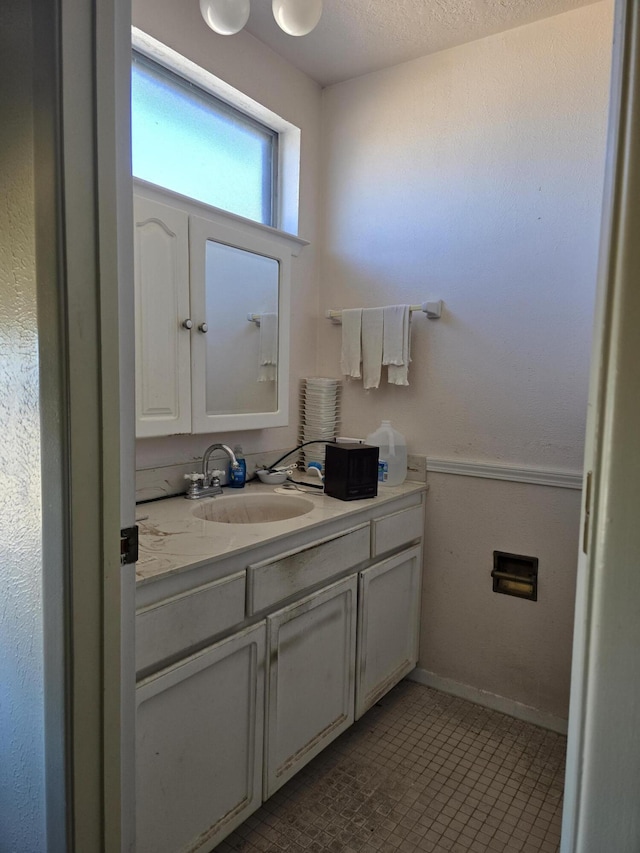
top-left (131, 51), bottom-right (278, 226)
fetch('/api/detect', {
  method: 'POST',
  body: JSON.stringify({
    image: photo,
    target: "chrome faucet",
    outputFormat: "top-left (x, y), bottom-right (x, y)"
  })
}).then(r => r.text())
top-left (202, 443), bottom-right (240, 487)
top-left (184, 443), bottom-right (241, 500)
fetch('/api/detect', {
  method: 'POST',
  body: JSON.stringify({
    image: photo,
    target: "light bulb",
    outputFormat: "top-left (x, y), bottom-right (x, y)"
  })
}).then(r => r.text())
top-left (200, 0), bottom-right (251, 35)
top-left (272, 0), bottom-right (322, 36)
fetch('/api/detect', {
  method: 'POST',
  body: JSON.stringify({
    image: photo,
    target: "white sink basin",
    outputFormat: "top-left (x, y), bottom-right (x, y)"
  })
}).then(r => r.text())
top-left (192, 493), bottom-right (315, 524)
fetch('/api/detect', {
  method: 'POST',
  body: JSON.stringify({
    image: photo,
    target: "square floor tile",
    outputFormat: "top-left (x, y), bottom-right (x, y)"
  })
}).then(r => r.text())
top-left (220, 683), bottom-right (565, 853)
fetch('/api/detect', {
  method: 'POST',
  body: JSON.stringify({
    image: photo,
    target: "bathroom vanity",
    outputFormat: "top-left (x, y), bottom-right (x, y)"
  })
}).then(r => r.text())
top-left (135, 481), bottom-right (425, 853)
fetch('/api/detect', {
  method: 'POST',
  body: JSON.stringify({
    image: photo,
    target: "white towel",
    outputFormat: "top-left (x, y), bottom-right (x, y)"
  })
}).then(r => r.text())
top-left (383, 305), bottom-right (411, 386)
top-left (258, 313), bottom-right (277, 382)
top-left (361, 308), bottom-right (383, 390)
top-left (340, 308), bottom-right (362, 378)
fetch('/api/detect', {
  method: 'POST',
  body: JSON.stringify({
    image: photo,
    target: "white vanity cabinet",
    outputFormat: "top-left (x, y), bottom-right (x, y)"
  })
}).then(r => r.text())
top-left (135, 484), bottom-right (426, 853)
top-left (264, 575), bottom-right (358, 798)
top-left (355, 545), bottom-right (422, 720)
top-left (136, 622), bottom-right (266, 853)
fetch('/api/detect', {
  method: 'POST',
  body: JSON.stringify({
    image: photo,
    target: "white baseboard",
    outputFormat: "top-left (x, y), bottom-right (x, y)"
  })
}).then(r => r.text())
top-left (407, 667), bottom-right (568, 735)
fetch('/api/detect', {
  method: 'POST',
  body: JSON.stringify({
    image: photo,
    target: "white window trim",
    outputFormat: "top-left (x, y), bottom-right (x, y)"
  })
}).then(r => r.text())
top-left (133, 178), bottom-right (308, 257)
top-left (132, 27), bottom-right (301, 236)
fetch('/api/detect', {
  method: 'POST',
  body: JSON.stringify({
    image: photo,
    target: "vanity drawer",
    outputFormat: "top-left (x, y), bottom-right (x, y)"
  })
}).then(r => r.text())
top-left (247, 524), bottom-right (370, 614)
top-left (371, 503), bottom-right (424, 558)
top-left (136, 571), bottom-right (246, 673)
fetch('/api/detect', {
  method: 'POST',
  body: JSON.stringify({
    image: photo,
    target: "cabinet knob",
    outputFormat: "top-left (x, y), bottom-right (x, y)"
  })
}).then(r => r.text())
top-left (198, 323), bottom-right (209, 333)
top-left (182, 319), bottom-right (193, 330)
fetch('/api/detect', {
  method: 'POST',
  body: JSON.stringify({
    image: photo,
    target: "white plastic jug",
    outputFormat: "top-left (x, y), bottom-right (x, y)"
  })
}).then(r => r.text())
top-left (365, 420), bottom-right (407, 486)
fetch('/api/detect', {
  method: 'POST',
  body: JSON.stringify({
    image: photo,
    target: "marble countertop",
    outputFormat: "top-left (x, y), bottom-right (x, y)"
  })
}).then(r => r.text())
top-left (136, 480), bottom-right (426, 586)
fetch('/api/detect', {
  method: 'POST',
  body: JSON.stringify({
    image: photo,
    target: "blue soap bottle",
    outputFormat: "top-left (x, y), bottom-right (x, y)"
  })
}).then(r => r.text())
top-left (229, 444), bottom-right (247, 488)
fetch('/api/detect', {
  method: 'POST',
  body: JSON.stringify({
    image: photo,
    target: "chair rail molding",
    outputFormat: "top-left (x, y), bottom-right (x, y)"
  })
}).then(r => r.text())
top-left (426, 458), bottom-right (583, 490)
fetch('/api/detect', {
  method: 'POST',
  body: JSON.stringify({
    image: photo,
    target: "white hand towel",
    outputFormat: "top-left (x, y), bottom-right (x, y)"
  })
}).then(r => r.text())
top-left (258, 313), bottom-right (277, 382)
top-left (361, 308), bottom-right (384, 390)
top-left (383, 304), bottom-right (411, 386)
top-left (340, 308), bottom-right (362, 378)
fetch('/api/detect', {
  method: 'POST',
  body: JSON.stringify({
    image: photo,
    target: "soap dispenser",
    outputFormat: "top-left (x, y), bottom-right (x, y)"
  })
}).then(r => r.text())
top-left (229, 444), bottom-right (247, 488)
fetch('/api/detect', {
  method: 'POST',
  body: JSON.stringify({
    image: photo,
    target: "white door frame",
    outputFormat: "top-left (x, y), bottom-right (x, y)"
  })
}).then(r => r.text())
top-left (37, 0), bottom-right (135, 849)
top-left (562, 2), bottom-right (640, 850)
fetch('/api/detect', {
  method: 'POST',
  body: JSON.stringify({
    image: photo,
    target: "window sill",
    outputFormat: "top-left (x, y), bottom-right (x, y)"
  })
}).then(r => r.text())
top-left (133, 178), bottom-right (310, 257)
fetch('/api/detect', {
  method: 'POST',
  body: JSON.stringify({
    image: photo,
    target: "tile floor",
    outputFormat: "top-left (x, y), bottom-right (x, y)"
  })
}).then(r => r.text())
top-left (218, 681), bottom-right (565, 853)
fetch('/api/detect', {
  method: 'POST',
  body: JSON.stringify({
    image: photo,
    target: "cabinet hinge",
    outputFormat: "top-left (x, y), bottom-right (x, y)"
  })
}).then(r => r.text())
top-left (120, 525), bottom-right (139, 566)
top-left (582, 471), bottom-right (593, 555)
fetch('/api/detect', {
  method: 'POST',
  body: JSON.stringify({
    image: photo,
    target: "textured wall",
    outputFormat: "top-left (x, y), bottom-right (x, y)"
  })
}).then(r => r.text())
top-left (0, 2), bottom-right (46, 850)
top-left (317, 2), bottom-right (613, 717)
top-left (319, 2), bottom-right (612, 471)
top-left (132, 0), bottom-right (323, 470)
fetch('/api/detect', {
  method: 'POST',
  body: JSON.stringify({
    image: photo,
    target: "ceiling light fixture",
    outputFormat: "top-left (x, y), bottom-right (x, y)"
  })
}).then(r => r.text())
top-left (200, 0), bottom-right (322, 37)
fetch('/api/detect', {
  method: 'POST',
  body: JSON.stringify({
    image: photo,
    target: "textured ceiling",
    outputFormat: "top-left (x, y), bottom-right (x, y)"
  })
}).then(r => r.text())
top-left (243, 0), bottom-right (600, 86)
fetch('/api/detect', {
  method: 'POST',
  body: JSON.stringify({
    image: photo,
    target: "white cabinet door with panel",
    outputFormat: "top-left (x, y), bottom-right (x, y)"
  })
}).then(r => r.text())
top-left (188, 214), bottom-right (291, 432)
top-left (356, 546), bottom-right (422, 720)
top-left (264, 575), bottom-right (357, 798)
top-left (133, 196), bottom-right (191, 437)
top-left (136, 622), bottom-right (266, 853)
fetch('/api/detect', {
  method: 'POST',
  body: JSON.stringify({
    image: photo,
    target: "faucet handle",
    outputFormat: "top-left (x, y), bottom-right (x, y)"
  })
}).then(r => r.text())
top-left (184, 472), bottom-right (205, 500)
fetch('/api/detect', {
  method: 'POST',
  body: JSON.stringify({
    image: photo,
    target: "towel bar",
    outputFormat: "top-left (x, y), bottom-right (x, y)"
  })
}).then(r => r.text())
top-left (325, 301), bottom-right (442, 324)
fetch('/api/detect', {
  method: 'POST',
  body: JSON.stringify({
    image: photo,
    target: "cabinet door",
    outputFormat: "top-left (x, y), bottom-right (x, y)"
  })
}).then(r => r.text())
top-left (134, 196), bottom-right (191, 437)
top-left (188, 214), bottom-right (291, 433)
top-left (356, 546), bottom-right (422, 720)
top-left (136, 622), bottom-right (266, 853)
top-left (265, 575), bottom-right (357, 798)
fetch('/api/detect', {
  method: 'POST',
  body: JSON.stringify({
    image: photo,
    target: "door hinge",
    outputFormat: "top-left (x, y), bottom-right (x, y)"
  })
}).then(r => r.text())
top-left (582, 471), bottom-right (593, 555)
top-left (120, 525), bottom-right (139, 565)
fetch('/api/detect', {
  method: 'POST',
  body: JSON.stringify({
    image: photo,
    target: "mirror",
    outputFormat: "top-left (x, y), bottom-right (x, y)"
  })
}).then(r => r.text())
top-left (204, 241), bottom-right (279, 415)
top-left (189, 214), bottom-right (292, 432)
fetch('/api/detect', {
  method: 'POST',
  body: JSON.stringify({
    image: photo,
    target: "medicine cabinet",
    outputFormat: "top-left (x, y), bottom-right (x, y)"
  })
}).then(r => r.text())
top-left (133, 182), bottom-right (307, 436)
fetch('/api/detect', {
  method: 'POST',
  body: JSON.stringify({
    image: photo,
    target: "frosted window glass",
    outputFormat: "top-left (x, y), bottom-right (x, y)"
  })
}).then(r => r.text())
top-left (132, 55), bottom-right (276, 225)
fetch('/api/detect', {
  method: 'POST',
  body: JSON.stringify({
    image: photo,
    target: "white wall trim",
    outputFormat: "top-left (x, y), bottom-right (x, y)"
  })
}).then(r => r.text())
top-left (407, 668), bottom-right (568, 735)
top-left (427, 458), bottom-right (583, 490)
top-left (133, 179), bottom-right (309, 256)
